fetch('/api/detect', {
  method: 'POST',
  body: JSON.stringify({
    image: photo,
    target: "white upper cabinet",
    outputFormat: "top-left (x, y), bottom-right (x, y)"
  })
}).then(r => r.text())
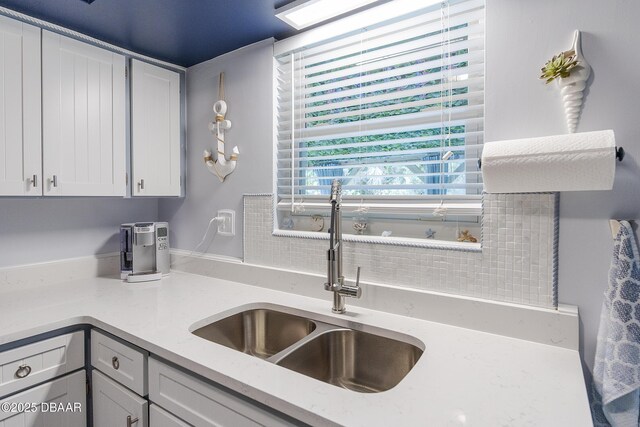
top-left (42, 30), bottom-right (126, 196)
top-left (131, 59), bottom-right (181, 197)
top-left (0, 16), bottom-right (41, 196)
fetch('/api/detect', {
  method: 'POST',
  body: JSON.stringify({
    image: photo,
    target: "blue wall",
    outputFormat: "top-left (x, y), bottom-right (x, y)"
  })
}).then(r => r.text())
top-left (159, 40), bottom-right (274, 259)
top-left (0, 198), bottom-right (157, 267)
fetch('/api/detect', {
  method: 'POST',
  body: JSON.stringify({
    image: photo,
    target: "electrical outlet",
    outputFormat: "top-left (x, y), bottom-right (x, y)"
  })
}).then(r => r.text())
top-left (217, 210), bottom-right (235, 236)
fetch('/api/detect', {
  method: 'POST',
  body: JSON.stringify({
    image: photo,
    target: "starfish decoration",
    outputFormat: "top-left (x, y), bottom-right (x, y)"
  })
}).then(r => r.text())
top-left (425, 228), bottom-right (436, 239)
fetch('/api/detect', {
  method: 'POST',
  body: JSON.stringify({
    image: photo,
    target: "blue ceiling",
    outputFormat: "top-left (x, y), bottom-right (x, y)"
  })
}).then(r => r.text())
top-left (0, 0), bottom-right (298, 67)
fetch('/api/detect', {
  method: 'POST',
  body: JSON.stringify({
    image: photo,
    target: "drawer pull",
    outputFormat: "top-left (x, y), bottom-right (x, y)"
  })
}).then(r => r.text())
top-left (15, 364), bottom-right (32, 379)
top-left (112, 356), bottom-right (120, 370)
top-left (127, 415), bottom-right (139, 427)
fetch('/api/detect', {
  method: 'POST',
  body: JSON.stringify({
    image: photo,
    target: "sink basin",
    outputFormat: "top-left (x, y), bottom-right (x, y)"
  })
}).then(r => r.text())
top-left (276, 329), bottom-right (423, 393)
top-left (191, 305), bottom-right (424, 393)
top-left (192, 309), bottom-right (316, 359)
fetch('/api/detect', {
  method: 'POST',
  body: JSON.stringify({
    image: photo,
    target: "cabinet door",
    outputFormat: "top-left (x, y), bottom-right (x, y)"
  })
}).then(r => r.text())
top-left (149, 358), bottom-right (295, 427)
top-left (149, 404), bottom-right (191, 427)
top-left (131, 59), bottom-right (181, 197)
top-left (0, 15), bottom-right (41, 196)
top-left (0, 370), bottom-right (87, 427)
top-left (42, 30), bottom-right (126, 196)
top-left (92, 370), bottom-right (148, 427)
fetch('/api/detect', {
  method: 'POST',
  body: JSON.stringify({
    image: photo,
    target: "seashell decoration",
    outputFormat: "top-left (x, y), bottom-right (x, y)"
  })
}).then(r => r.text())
top-left (540, 30), bottom-right (591, 133)
top-left (457, 230), bottom-right (477, 243)
top-left (352, 221), bottom-right (368, 235)
top-left (558, 31), bottom-right (591, 133)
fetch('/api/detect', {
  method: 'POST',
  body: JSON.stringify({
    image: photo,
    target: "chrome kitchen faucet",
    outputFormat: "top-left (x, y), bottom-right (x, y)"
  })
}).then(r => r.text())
top-left (324, 179), bottom-right (362, 313)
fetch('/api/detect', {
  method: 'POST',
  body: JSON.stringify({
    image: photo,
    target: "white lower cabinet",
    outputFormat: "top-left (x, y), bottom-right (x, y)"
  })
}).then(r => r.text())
top-left (92, 370), bottom-right (148, 427)
top-left (0, 331), bottom-right (84, 398)
top-left (0, 370), bottom-right (86, 427)
top-left (149, 357), bottom-right (295, 427)
top-left (1, 330), bottom-right (299, 427)
top-left (149, 404), bottom-right (191, 427)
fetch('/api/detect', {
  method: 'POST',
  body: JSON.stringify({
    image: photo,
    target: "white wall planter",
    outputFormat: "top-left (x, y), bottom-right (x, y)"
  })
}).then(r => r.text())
top-left (559, 30), bottom-right (591, 133)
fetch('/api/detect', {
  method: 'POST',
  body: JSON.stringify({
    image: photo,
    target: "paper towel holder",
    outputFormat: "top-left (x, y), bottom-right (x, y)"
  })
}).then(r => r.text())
top-left (477, 146), bottom-right (624, 170)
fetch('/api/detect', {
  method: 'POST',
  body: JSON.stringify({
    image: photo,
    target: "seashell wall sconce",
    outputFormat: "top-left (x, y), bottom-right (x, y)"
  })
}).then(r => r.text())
top-left (540, 30), bottom-right (591, 133)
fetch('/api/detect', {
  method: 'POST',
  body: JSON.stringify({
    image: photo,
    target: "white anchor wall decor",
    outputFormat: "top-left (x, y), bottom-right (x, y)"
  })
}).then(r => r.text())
top-left (204, 72), bottom-right (239, 182)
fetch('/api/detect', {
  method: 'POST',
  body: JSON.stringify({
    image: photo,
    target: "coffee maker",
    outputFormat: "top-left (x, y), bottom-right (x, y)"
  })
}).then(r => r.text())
top-left (120, 222), bottom-right (170, 282)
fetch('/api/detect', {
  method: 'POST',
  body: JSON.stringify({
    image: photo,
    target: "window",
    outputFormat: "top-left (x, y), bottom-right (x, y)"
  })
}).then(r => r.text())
top-left (274, 0), bottom-right (485, 239)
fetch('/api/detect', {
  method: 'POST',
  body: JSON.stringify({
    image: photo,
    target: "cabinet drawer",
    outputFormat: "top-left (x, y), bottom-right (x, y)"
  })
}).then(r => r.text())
top-left (91, 330), bottom-right (148, 396)
top-left (0, 369), bottom-right (86, 427)
top-left (0, 330), bottom-right (84, 398)
top-left (149, 358), bottom-right (295, 427)
top-left (150, 404), bottom-right (191, 427)
top-left (93, 370), bottom-right (148, 427)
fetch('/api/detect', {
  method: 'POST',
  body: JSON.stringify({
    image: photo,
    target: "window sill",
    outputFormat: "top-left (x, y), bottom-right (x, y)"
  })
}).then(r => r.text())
top-left (272, 228), bottom-right (482, 251)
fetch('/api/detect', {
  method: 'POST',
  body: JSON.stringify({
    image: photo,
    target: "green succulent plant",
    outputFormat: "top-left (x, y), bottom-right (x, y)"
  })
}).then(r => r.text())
top-left (540, 50), bottom-right (579, 83)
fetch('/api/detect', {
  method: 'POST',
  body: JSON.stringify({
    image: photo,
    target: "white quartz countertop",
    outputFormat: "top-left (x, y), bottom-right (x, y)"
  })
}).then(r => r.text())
top-left (0, 271), bottom-right (592, 426)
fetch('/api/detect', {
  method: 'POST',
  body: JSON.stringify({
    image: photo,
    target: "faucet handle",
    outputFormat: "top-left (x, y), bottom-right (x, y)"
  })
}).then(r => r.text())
top-left (339, 266), bottom-right (362, 299)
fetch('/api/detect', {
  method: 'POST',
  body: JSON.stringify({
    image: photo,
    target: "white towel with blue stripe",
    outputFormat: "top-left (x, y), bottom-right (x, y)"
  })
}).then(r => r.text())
top-left (592, 221), bottom-right (640, 427)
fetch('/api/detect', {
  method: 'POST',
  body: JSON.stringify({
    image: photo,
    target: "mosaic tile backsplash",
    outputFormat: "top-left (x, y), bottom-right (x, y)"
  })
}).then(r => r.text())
top-left (244, 193), bottom-right (558, 308)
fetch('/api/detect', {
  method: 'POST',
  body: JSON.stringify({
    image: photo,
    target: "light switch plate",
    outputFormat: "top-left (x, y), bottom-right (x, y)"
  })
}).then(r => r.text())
top-left (217, 209), bottom-right (235, 236)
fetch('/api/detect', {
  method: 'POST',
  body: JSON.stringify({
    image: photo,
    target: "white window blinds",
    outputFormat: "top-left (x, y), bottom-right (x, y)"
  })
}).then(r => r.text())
top-left (275, 0), bottom-right (485, 212)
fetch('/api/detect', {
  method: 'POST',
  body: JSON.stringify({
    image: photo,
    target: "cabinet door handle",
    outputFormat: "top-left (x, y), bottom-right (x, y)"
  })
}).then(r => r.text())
top-left (138, 179), bottom-right (144, 191)
top-left (51, 175), bottom-right (58, 187)
top-left (127, 415), bottom-right (139, 427)
top-left (15, 364), bottom-right (32, 379)
top-left (30, 175), bottom-right (38, 188)
top-left (112, 356), bottom-right (120, 370)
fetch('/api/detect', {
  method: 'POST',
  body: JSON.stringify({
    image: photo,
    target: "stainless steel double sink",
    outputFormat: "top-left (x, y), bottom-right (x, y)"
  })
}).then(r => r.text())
top-left (190, 306), bottom-right (424, 393)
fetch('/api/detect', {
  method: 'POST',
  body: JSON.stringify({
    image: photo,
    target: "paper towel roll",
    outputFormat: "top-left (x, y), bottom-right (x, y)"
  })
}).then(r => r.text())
top-left (481, 130), bottom-right (616, 193)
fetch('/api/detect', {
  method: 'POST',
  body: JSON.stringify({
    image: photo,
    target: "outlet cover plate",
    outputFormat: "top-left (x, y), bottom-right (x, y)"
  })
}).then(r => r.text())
top-left (217, 209), bottom-right (235, 236)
